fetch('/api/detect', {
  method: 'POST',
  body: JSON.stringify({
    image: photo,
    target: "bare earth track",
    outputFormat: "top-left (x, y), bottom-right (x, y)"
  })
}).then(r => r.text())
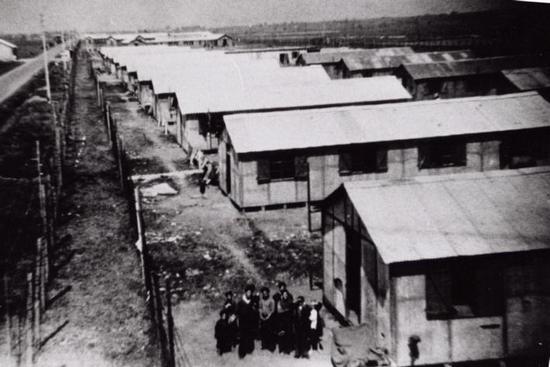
top-left (37, 50), bottom-right (156, 367)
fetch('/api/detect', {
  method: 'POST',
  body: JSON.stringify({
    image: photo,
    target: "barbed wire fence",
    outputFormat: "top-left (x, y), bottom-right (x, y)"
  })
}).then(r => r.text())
top-left (1, 50), bottom-right (77, 366)
top-left (96, 63), bottom-right (192, 367)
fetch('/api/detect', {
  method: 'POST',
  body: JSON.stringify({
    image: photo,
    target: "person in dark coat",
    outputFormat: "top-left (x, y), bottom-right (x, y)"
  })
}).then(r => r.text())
top-left (293, 296), bottom-right (312, 358)
top-left (237, 284), bottom-right (257, 359)
top-left (274, 281), bottom-right (293, 303)
top-left (215, 310), bottom-right (232, 355)
top-left (223, 291), bottom-right (236, 315)
top-left (223, 291), bottom-right (239, 349)
top-left (275, 289), bottom-right (294, 354)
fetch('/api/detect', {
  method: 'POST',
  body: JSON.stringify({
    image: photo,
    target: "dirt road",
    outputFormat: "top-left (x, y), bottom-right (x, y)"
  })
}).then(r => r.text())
top-left (0, 45), bottom-right (63, 104)
top-left (37, 50), bottom-right (156, 367)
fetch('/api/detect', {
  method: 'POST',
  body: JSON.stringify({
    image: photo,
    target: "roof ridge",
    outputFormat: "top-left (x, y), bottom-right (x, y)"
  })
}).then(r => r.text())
top-left (225, 91), bottom-right (540, 122)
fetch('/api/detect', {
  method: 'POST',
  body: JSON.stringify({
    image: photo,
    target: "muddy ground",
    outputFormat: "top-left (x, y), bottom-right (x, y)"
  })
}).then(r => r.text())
top-left (36, 50), bottom-right (157, 367)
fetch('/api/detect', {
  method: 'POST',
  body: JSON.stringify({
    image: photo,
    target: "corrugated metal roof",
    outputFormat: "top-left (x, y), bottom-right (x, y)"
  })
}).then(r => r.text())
top-left (298, 47), bottom-right (415, 65)
top-left (0, 38), bottom-right (17, 49)
top-left (224, 92), bottom-right (550, 154)
top-left (341, 167), bottom-right (550, 264)
top-left (502, 67), bottom-right (550, 91)
top-left (176, 75), bottom-right (410, 115)
top-left (403, 54), bottom-right (550, 80)
top-left (100, 45), bottom-right (331, 94)
top-left (225, 46), bottom-right (313, 54)
top-left (102, 45), bottom-right (408, 117)
top-left (343, 50), bottom-right (475, 72)
top-left (148, 31), bottom-right (229, 43)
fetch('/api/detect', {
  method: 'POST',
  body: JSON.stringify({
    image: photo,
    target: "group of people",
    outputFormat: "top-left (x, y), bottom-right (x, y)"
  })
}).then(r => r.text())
top-left (215, 282), bottom-right (324, 359)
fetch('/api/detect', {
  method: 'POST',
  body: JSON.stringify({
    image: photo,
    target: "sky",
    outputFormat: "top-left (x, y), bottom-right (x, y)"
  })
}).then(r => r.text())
top-left (0, 0), bottom-right (509, 34)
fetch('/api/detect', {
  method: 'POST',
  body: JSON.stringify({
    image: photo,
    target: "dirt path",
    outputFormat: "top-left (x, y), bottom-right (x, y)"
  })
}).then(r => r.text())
top-left (37, 50), bottom-right (156, 367)
top-left (102, 84), bottom-right (267, 284)
top-left (105, 86), bottom-right (186, 174)
top-left (216, 231), bottom-right (264, 283)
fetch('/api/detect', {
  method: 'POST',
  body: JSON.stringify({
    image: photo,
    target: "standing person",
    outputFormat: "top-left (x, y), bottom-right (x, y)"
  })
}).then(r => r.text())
top-left (293, 296), bottom-right (312, 359)
top-left (199, 161), bottom-right (212, 198)
top-left (215, 310), bottom-right (232, 355)
top-left (237, 284), bottom-right (257, 359)
top-left (276, 289), bottom-right (294, 354)
top-left (275, 281), bottom-right (293, 303)
top-left (259, 287), bottom-right (276, 351)
top-left (223, 291), bottom-right (236, 314)
top-left (223, 290), bottom-right (238, 349)
top-left (227, 311), bottom-right (239, 351)
top-left (309, 301), bottom-right (324, 351)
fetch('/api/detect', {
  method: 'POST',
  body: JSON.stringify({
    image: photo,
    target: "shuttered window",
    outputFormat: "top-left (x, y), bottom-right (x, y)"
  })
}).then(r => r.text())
top-left (256, 154), bottom-right (309, 183)
top-left (339, 145), bottom-right (388, 175)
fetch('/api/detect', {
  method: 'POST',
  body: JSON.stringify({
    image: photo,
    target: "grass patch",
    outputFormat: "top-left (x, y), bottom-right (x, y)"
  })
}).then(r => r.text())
top-left (238, 220), bottom-right (322, 281)
top-left (128, 156), bottom-right (167, 175)
top-left (148, 233), bottom-right (250, 304)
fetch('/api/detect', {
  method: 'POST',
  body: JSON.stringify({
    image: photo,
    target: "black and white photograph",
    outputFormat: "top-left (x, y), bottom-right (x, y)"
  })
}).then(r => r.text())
top-left (1, 0), bottom-right (549, 366)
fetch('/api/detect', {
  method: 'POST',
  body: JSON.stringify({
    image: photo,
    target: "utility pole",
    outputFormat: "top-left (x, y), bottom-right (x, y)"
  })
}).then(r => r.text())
top-left (61, 31), bottom-right (67, 71)
top-left (40, 13), bottom-right (52, 102)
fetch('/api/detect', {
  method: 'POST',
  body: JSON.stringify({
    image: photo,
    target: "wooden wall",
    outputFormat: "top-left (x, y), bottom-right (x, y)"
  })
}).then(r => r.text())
top-left (405, 74), bottom-right (516, 100)
top-left (392, 257), bottom-right (550, 366)
top-left (322, 188), bottom-right (550, 366)
top-left (322, 189), bottom-right (393, 353)
top-left (221, 137), bottom-right (505, 209)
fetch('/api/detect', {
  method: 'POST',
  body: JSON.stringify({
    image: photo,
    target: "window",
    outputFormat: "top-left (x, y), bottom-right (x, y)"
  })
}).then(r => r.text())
top-left (500, 131), bottom-right (549, 169)
top-left (339, 145), bottom-right (388, 175)
top-left (279, 53), bottom-right (289, 65)
top-left (257, 155), bottom-right (308, 183)
top-left (426, 261), bottom-right (503, 320)
top-left (269, 156), bottom-right (295, 180)
top-left (418, 139), bottom-right (466, 169)
top-left (426, 80), bottom-right (442, 96)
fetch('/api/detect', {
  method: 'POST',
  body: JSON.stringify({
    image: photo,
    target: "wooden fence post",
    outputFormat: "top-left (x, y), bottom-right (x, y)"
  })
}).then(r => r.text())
top-left (3, 274), bottom-right (14, 367)
top-left (152, 273), bottom-right (168, 367)
top-left (96, 78), bottom-right (100, 106)
top-left (105, 102), bottom-right (112, 141)
top-left (44, 175), bottom-right (55, 278)
top-left (33, 266), bottom-right (41, 360)
top-left (36, 239), bottom-right (46, 311)
top-left (25, 272), bottom-right (33, 367)
top-left (165, 278), bottom-right (175, 367)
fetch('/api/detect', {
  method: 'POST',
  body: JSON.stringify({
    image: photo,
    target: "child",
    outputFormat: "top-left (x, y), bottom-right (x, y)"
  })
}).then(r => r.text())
top-left (215, 310), bottom-right (232, 355)
top-left (309, 302), bottom-right (324, 351)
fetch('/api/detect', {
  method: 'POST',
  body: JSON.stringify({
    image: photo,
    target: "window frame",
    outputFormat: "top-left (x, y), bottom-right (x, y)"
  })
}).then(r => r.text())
top-left (257, 154), bottom-right (308, 183)
top-left (425, 261), bottom-right (504, 320)
top-left (269, 155), bottom-right (296, 181)
top-left (418, 138), bottom-right (467, 170)
top-left (339, 145), bottom-right (388, 176)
